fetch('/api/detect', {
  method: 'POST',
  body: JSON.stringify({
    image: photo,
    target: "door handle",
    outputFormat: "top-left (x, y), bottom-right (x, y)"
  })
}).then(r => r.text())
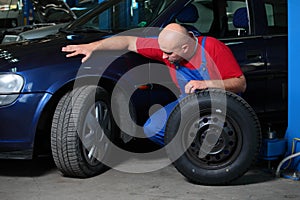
top-left (247, 51), bottom-right (263, 60)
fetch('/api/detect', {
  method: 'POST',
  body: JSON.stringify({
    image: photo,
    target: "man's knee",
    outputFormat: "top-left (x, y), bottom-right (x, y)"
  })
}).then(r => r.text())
top-left (143, 119), bottom-right (157, 138)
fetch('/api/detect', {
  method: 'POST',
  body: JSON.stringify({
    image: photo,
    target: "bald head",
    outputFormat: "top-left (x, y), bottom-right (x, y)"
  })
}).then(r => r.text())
top-left (158, 23), bottom-right (197, 62)
top-left (158, 23), bottom-right (190, 50)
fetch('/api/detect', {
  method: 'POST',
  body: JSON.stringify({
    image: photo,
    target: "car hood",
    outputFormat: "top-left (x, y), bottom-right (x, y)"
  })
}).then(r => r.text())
top-left (0, 31), bottom-right (111, 71)
top-left (0, 35), bottom-right (68, 69)
top-left (0, 31), bottom-right (118, 93)
top-left (19, 23), bottom-right (68, 40)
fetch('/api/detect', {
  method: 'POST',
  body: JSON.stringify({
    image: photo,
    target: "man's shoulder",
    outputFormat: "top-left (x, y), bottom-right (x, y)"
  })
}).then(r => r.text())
top-left (137, 37), bottom-right (158, 42)
top-left (136, 37), bottom-right (159, 48)
top-left (137, 37), bottom-right (158, 44)
top-left (197, 36), bottom-right (220, 43)
top-left (197, 36), bottom-right (226, 51)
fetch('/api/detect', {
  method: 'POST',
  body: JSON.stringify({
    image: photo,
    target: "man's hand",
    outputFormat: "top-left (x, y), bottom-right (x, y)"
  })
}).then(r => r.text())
top-left (185, 80), bottom-right (208, 94)
top-left (185, 75), bottom-right (247, 94)
top-left (62, 43), bottom-right (96, 63)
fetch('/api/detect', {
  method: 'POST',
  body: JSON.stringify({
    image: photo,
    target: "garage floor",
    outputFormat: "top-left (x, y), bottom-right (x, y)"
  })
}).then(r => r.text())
top-left (0, 156), bottom-right (299, 200)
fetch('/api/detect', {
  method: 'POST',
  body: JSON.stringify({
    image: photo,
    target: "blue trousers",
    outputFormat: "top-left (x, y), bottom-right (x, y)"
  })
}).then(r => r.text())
top-left (144, 37), bottom-right (209, 146)
top-left (143, 100), bottom-right (179, 146)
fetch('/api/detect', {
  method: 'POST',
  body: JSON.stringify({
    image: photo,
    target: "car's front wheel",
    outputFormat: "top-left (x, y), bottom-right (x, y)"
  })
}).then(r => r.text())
top-left (51, 85), bottom-right (116, 178)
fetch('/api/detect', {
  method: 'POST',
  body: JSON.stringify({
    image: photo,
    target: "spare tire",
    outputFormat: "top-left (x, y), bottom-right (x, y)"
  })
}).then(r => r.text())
top-left (165, 89), bottom-right (261, 185)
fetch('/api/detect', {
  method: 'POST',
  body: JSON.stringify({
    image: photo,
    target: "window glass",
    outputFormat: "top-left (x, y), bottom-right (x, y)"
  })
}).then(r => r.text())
top-left (82, 0), bottom-right (172, 31)
top-left (265, 4), bottom-right (274, 26)
top-left (226, 1), bottom-right (247, 32)
top-left (264, 0), bottom-right (287, 34)
top-left (189, 1), bottom-right (213, 33)
top-left (175, 0), bottom-right (248, 38)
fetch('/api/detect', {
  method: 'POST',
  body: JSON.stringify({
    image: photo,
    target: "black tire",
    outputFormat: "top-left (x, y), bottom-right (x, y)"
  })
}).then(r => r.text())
top-left (51, 86), bottom-right (116, 178)
top-left (165, 89), bottom-right (261, 185)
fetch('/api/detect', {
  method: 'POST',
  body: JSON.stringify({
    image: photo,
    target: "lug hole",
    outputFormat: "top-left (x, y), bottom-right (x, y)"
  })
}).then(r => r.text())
top-left (205, 155), bottom-right (211, 160)
top-left (223, 122), bottom-right (228, 127)
top-left (202, 118), bottom-right (208, 123)
top-left (228, 131), bottom-right (234, 136)
top-left (223, 150), bottom-right (230, 155)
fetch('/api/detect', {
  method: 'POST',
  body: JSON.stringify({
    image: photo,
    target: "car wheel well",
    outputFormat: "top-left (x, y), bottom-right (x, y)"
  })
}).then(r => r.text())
top-left (32, 77), bottom-right (119, 157)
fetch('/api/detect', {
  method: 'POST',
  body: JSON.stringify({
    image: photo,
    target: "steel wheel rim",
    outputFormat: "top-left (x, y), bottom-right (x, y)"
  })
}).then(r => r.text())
top-left (183, 109), bottom-right (242, 169)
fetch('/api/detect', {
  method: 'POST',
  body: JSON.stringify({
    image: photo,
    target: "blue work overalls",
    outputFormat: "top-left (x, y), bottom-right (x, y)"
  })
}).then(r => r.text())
top-left (143, 37), bottom-right (210, 146)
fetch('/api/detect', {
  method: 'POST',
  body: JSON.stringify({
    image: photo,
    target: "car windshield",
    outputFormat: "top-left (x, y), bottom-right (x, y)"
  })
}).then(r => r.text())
top-left (67, 0), bottom-right (173, 32)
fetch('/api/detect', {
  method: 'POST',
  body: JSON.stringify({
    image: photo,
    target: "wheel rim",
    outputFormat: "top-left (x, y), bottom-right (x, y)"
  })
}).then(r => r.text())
top-left (184, 109), bottom-right (242, 169)
top-left (81, 101), bottom-right (112, 166)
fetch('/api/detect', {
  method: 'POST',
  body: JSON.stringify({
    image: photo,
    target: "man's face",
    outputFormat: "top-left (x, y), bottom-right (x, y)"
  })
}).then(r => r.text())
top-left (158, 29), bottom-right (188, 64)
top-left (160, 48), bottom-right (183, 64)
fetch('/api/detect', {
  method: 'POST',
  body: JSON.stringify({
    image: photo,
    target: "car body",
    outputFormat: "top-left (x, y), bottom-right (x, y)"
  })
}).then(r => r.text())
top-left (0, 0), bottom-right (287, 183)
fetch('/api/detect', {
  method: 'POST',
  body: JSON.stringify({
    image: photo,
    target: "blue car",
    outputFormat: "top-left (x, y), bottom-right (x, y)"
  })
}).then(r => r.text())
top-left (0, 0), bottom-right (287, 185)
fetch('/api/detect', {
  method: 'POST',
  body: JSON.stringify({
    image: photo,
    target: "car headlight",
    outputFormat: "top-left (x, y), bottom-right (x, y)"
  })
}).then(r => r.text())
top-left (0, 74), bottom-right (24, 106)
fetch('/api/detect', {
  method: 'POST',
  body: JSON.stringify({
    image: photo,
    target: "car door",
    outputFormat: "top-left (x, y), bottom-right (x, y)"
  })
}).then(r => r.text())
top-left (217, 0), bottom-right (268, 115)
top-left (263, 0), bottom-right (288, 125)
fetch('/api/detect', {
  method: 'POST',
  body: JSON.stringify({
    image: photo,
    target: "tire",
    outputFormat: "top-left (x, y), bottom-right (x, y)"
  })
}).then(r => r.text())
top-left (165, 89), bottom-right (262, 185)
top-left (51, 86), bottom-right (116, 178)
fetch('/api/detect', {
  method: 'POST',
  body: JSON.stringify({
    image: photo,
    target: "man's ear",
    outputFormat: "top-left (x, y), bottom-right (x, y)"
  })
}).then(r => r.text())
top-left (188, 31), bottom-right (196, 38)
top-left (182, 44), bottom-right (189, 53)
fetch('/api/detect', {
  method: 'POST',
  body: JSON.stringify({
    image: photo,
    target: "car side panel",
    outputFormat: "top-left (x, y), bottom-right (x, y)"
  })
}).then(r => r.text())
top-left (0, 93), bottom-right (52, 151)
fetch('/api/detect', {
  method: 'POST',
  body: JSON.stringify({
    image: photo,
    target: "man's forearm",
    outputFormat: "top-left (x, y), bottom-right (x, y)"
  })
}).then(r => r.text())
top-left (62, 36), bottom-right (139, 62)
top-left (207, 75), bottom-right (246, 93)
top-left (91, 36), bottom-right (138, 52)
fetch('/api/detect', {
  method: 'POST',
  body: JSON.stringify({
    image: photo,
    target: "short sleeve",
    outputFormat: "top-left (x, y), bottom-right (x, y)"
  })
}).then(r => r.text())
top-left (136, 37), bottom-right (164, 62)
top-left (204, 37), bottom-right (243, 80)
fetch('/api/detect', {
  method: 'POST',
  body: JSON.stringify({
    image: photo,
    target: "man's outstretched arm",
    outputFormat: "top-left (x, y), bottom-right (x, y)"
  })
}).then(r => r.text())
top-left (61, 36), bottom-right (138, 63)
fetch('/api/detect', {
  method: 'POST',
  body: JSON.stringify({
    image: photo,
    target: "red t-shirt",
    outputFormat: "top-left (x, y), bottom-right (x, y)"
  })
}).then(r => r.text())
top-left (136, 36), bottom-right (243, 86)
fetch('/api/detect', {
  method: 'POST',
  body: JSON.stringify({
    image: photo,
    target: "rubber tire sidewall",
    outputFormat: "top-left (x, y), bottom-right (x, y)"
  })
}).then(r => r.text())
top-left (51, 86), bottom-right (116, 178)
top-left (165, 89), bottom-right (261, 185)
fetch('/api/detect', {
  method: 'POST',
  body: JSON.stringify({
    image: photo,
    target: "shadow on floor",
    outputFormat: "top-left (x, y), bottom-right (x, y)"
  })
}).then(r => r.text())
top-left (0, 157), bottom-right (277, 186)
top-left (0, 157), bottom-right (57, 177)
top-left (229, 168), bottom-right (276, 185)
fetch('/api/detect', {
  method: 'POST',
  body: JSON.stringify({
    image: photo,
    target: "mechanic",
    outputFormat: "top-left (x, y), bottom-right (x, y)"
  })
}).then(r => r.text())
top-left (62, 23), bottom-right (246, 146)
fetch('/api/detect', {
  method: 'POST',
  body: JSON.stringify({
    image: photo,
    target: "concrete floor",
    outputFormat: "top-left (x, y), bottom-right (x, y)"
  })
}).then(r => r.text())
top-left (0, 157), bottom-right (300, 200)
